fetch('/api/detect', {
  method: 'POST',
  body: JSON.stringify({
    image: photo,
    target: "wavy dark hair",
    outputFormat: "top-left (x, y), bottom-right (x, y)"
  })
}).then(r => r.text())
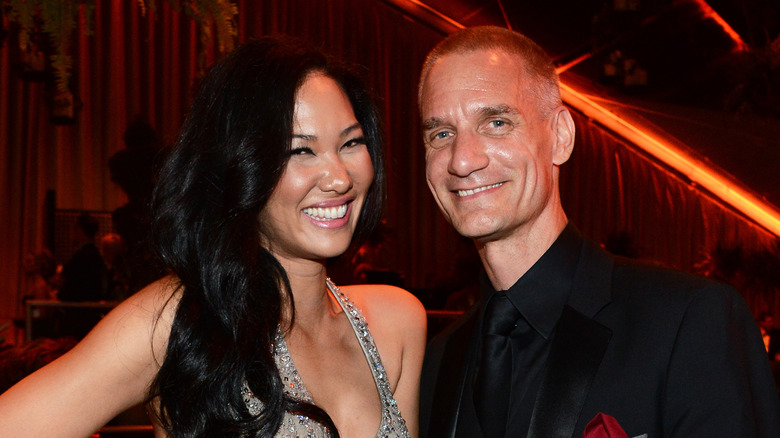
top-left (148, 35), bottom-right (385, 437)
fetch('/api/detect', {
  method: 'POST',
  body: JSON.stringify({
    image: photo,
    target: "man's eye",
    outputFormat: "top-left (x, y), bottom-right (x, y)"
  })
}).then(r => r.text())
top-left (425, 130), bottom-right (453, 150)
top-left (491, 120), bottom-right (505, 127)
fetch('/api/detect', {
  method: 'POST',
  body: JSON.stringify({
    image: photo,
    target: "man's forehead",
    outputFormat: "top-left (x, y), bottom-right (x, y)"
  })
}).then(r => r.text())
top-left (440, 47), bottom-right (514, 65)
top-left (422, 51), bottom-right (524, 97)
top-left (421, 64), bottom-right (527, 121)
top-left (431, 48), bottom-right (521, 77)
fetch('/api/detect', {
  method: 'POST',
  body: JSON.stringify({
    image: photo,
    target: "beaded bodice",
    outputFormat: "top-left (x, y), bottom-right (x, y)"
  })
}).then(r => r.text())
top-left (242, 279), bottom-right (410, 437)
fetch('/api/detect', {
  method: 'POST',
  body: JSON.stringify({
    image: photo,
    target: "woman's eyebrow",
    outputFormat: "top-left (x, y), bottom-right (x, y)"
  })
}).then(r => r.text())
top-left (292, 122), bottom-right (362, 141)
top-left (341, 122), bottom-right (362, 137)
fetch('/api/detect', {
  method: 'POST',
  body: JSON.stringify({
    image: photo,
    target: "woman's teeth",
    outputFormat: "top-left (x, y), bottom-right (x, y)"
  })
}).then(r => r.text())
top-left (303, 204), bottom-right (348, 221)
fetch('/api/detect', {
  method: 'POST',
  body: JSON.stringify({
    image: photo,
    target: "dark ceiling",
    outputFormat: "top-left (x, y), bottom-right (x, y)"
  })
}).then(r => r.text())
top-left (415, 0), bottom-right (780, 211)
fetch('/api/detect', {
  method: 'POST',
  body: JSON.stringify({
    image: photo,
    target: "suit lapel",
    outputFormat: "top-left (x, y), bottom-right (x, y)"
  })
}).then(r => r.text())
top-left (528, 237), bottom-right (615, 438)
top-left (528, 306), bottom-right (612, 438)
top-left (428, 309), bottom-right (479, 438)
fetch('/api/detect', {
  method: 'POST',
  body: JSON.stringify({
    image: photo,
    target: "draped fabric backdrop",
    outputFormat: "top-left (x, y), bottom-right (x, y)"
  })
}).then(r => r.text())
top-left (1, 0), bottom-right (778, 324)
top-left (562, 111), bottom-right (779, 315)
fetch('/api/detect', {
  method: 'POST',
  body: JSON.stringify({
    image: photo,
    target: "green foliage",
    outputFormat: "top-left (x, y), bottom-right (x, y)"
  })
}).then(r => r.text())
top-left (3, 0), bottom-right (237, 94)
top-left (139, 0), bottom-right (238, 52)
top-left (4, 0), bottom-right (95, 92)
top-left (140, 0), bottom-right (238, 73)
top-left (7, 0), bottom-right (38, 51)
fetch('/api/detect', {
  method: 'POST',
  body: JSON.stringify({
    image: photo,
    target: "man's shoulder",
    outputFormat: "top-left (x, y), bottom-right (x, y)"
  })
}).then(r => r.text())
top-left (600, 255), bottom-right (744, 324)
top-left (611, 256), bottom-right (734, 297)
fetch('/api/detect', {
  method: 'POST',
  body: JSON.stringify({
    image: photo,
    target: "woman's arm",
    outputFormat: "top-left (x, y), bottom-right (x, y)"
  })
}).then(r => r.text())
top-left (0, 277), bottom-right (179, 438)
top-left (350, 284), bottom-right (427, 438)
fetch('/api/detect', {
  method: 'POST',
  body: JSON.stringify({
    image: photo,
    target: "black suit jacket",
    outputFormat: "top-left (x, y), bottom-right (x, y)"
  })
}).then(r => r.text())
top-left (420, 235), bottom-right (780, 438)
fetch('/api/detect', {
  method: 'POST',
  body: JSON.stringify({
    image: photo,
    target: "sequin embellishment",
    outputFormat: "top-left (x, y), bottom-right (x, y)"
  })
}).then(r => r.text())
top-left (242, 279), bottom-right (410, 437)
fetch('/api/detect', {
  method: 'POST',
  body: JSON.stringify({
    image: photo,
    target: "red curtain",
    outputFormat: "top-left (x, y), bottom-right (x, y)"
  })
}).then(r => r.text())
top-left (0, 0), bottom-right (452, 320)
top-left (562, 110), bottom-right (779, 314)
top-left (1, 0), bottom-right (777, 324)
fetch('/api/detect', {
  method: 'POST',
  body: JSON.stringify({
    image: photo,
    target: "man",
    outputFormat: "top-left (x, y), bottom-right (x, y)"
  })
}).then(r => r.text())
top-left (418, 26), bottom-right (780, 438)
top-left (59, 213), bottom-right (107, 302)
top-left (57, 212), bottom-right (108, 339)
top-left (759, 312), bottom-right (780, 362)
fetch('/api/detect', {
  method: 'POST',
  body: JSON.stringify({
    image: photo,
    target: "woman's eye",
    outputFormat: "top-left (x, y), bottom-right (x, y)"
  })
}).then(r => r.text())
top-left (290, 147), bottom-right (313, 156)
top-left (342, 137), bottom-right (367, 149)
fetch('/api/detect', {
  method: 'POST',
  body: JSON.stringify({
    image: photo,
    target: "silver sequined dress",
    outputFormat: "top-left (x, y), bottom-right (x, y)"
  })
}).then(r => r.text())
top-left (242, 278), bottom-right (410, 437)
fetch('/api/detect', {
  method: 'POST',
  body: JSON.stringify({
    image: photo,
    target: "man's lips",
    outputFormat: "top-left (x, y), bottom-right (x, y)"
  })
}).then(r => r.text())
top-left (455, 182), bottom-right (503, 197)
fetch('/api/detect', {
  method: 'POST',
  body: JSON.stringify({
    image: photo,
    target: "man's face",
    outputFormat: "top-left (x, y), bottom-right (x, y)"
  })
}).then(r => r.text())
top-left (420, 49), bottom-right (571, 243)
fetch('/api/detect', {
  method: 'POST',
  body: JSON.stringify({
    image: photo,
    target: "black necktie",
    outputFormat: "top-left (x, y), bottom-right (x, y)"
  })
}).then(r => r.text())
top-left (473, 292), bottom-right (521, 438)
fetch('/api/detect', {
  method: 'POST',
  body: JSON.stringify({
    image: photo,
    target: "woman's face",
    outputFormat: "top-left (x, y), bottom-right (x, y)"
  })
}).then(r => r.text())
top-left (259, 73), bottom-right (374, 265)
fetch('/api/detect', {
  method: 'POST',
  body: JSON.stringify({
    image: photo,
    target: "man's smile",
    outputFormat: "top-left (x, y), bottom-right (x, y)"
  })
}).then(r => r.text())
top-left (456, 182), bottom-right (503, 197)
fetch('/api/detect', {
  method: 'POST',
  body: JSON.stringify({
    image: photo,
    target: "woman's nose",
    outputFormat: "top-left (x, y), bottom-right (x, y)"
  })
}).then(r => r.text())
top-left (319, 157), bottom-right (353, 193)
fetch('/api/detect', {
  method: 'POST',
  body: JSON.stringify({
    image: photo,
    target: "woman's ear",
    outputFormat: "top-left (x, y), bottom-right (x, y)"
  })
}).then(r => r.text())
top-left (551, 106), bottom-right (575, 165)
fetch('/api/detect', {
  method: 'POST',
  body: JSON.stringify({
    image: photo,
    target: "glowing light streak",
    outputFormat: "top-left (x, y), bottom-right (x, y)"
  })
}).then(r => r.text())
top-left (688, 0), bottom-right (749, 51)
top-left (556, 52), bottom-right (593, 74)
top-left (559, 81), bottom-right (780, 236)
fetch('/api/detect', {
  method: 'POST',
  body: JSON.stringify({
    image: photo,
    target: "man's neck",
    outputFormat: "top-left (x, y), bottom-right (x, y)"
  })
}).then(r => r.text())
top-left (477, 213), bottom-right (568, 291)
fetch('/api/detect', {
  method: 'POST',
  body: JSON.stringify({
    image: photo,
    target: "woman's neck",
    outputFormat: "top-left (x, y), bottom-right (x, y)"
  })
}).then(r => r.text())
top-left (277, 258), bottom-right (337, 332)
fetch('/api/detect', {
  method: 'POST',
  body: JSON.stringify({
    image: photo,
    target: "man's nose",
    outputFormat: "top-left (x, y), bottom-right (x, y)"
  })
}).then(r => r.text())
top-left (448, 132), bottom-right (489, 177)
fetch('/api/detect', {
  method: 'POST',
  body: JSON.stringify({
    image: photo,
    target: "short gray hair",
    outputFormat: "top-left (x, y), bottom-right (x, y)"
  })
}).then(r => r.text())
top-left (418, 26), bottom-right (561, 118)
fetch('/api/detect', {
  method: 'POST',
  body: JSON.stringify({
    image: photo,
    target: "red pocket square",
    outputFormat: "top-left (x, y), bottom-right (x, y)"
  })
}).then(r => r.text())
top-left (582, 412), bottom-right (629, 438)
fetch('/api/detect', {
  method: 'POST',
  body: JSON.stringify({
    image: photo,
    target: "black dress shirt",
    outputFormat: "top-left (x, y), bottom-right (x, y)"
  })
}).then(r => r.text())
top-left (463, 224), bottom-right (582, 437)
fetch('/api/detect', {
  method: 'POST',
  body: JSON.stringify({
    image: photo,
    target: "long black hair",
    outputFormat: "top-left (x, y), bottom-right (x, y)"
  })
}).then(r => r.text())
top-left (148, 35), bottom-right (385, 437)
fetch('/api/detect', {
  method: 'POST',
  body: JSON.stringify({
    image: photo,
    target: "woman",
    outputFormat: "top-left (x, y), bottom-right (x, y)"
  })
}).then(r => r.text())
top-left (0, 36), bottom-right (427, 437)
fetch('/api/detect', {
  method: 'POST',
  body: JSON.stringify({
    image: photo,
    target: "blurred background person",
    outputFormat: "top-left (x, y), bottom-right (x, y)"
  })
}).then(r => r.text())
top-left (108, 117), bottom-right (165, 293)
top-left (56, 213), bottom-right (108, 340)
top-left (57, 212), bottom-right (107, 303)
top-left (101, 233), bottom-right (131, 301)
top-left (759, 312), bottom-right (780, 362)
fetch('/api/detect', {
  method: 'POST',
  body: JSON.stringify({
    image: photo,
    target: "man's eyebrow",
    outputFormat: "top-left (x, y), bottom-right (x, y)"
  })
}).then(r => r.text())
top-left (477, 105), bottom-right (517, 118)
top-left (421, 117), bottom-right (443, 131)
top-left (421, 105), bottom-right (518, 131)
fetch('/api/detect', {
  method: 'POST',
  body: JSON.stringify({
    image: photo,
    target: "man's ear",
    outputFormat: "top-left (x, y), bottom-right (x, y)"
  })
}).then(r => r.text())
top-left (551, 106), bottom-right (575, 165)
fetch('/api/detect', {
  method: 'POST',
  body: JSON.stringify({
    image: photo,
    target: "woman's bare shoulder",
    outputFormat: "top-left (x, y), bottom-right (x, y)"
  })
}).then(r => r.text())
top-left (339, 284), bottom-right (427, 336)
top-left (116, 276), bottom-right (180, 335)
top-left (119, 275), bottom-right (182, 328)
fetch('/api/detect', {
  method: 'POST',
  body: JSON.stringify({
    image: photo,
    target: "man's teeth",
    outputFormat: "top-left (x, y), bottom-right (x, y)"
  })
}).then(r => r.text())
top-left (303, 204), bottom-right (348, 221)
top-left (457, 183), bottom-right (502, 197)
